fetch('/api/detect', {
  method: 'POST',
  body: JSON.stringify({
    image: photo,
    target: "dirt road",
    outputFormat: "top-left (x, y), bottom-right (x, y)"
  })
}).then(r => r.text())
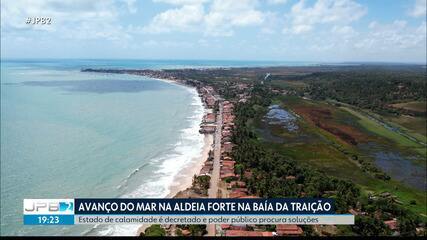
top-left (206, 101), bottom-right (223, 236)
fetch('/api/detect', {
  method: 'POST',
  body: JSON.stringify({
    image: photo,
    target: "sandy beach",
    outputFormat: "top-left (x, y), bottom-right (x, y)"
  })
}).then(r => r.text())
top-left (136, 133), bottom-right (213, 236)
top-left (166, 134), bottom-right (213, 198)
top-left (136, 80), bottom-right (214, 236)
top-left (152, 77), bottom-right (214, 199)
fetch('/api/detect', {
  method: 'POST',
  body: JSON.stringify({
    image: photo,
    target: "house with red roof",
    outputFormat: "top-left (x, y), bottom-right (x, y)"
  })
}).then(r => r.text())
top-left (225, 230), bottom-right (273, 237)
top-left (384, 219), bottom-right (398, 231)
top-left (276, 224), bottom-right (304, 236)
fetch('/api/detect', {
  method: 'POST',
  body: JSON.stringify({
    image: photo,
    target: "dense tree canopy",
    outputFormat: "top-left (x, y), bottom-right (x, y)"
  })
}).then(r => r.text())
top-left (230, 83), bottom-right (423, 236)
top-left (304, 70), bottom-right (426, 115)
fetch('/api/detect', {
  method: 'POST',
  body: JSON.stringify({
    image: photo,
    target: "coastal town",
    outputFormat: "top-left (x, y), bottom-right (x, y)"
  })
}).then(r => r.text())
top-left (168, 74), bottom-right (304, 237)
top-left (3, 0), bottom-right (427, 237)
top-left (82, 67), bottom-right (426, 237)
top-left (83, 68), bottom-right (305, 236)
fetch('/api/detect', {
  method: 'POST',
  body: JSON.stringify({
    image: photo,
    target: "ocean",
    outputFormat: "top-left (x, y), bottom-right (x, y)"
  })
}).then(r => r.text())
top-left (0, 59), bottom-right (312, 236)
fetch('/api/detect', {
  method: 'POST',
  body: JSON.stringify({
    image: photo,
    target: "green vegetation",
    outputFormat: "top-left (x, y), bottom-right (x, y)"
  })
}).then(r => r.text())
top-left (233, 86), bottom-right (358, 207)
top-left (180, 66), bottom-right (426, 236)
top-left (386, 115), bottom-right (426, 139)
top-left (193, 175), bottom-right (211, 195)
top-left (270, 79), bottom-right (307, 92)
top-left (391, 101), bottom-right (426, 113)
top-left (294, 69), bottom-right (426, 158)
top-left (352, 216), bottom-right (389, 236)
top-left (342, 107), bottom-right (426, 157)
top-left (355, 198), bottom-right (422, 236)
top-left (268, 96), bottom-right (426, 217)
top-left (95, 65), bottom-right (426, 236)
top-left (144, 224), bottom-right (166, 237)
top-left (272, 96), bottom-right (393, 179)
top-left (176, 225), bottom-right (207, 236)
top-left (230, 83), bottom-right (425, 236)
top-left (304, 70), bottom-right (426, 116)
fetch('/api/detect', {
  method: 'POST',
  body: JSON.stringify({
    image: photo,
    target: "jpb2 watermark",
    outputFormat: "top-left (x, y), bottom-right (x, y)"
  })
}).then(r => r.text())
top-left (25, 17), bottom-right (52, 25)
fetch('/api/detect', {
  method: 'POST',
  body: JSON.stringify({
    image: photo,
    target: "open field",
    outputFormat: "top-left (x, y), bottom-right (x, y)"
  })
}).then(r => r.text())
top-left (386, 115), bottom-right (426, 137)
top-left (255, 95), bottom-right (426, 218)
top-left (342, 107), bottom-right (426, 158)
top-left (270, 80), bottom-right (308, 91)
top-left (391, 101), bottom-right (426, 113)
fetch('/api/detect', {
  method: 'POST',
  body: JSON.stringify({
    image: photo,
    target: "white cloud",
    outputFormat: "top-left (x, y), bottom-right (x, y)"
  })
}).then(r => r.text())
top-left (416, 21), bottom-right (427, 35)
top-left (309, 42), bottom-right (335, 52)
top-left (143, 4), bottom-right (205, 33)
top-left (409, 0), bottom-right (426, 17)
top-left (153, 0), bottom-right (210, 5)
top-left (290, 24), bottom-right (312, 34)
top-left (283, 18), bottom-right (426, 62)
top-left (368, 21), bottom-right (378, 29)
top-left (260, 11), bottom-right (282, 35)
top-left (123, 0), bottom-right (137, 13)
top-left (360, 20), bottom-right (426, 50)
top-left (267, 0), bottom-right (287, 5)
top-left (284, 0), bottom-right (367, 34)
top-left (2, 0), bottom-right (425, 62)
top-left (144, 0), bottom-right (265, 36)
top-left (0, 0), bottom-right (135, 40)
top-left (331, 25), bottom-right (358, 39)
top-left (204, 0), bottom-right (265, 36)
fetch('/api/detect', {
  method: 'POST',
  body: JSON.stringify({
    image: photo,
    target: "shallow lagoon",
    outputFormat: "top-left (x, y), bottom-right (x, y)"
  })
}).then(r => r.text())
top-left (359, 142), bottom-right (426, 191)
top-left (373, 151), bottom-right (426, 191)
top-left (265, 105), bottom-right (299, 132)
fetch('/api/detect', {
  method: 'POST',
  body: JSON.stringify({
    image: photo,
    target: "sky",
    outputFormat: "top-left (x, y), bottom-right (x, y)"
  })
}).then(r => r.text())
top-left (1, 0), bottom-right (426, 62)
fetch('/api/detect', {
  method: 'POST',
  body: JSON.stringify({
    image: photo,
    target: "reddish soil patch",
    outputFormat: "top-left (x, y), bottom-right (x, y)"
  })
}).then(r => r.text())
top-left (294, 106), bottom-right (367, 145)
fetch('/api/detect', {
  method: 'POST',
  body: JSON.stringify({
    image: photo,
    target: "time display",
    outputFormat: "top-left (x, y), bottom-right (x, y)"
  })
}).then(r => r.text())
top-left (24, 214), bottom-right (74, 225)
top-left (37, 215), bottom-right (60, 224)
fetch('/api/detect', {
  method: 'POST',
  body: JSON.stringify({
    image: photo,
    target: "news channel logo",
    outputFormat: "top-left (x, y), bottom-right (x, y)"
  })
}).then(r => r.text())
top-left (23, 199), bottom-right (74, 215)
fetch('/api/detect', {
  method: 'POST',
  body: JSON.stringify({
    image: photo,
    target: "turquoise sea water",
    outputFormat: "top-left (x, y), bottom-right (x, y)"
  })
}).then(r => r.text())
top-left (0, 59), bottom-right (315, 236)
top-left (1, 60), bottom-right (202, 236)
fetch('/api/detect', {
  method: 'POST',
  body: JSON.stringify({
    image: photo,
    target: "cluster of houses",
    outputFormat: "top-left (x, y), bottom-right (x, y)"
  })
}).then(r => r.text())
top-left (221, 224), bottom-right (273, 237)
top-left (168, 80), bottom-right (307, 237)
top-left (197, 85), bottom-right (218, 176)
top-left (365, 192), bottom-right (425, 236)
top-left (231, 83), bottom-right (251, 103)
top-left (219, 224), bottom-right (304, 237)
top-left (199, 150), bottom-right (214, 176)
top-left (217, 100), bottom-right (304, 237)
top-left (162, 80), bottom-right (307, 237)
top-left (219, 101), bottom-right (237, 182)
top-left (199, 86), bottom-right (217, 134)
top-left (220, 101), bottom-right (259, 200)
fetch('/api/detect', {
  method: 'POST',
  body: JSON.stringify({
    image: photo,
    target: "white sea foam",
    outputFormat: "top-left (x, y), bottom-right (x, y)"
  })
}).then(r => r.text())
top-left (94, 85), bottom-right (205, 236)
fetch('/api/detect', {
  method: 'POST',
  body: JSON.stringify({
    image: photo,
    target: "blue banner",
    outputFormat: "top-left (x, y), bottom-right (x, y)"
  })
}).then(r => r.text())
top-left (75, 198), bottom-right (335, 215)
top-left (24, 215), bottom-right (75, 225)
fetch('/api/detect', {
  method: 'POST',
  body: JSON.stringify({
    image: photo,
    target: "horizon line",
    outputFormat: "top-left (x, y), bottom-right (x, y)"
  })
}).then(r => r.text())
top-left (1, 57), bottom-right (426, 65)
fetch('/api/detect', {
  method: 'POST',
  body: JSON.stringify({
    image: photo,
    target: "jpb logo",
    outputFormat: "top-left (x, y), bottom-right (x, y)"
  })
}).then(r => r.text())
top-left (24, 199), bottom-right (74, 215)
top-left (59, 202), bottom-right (73, 211)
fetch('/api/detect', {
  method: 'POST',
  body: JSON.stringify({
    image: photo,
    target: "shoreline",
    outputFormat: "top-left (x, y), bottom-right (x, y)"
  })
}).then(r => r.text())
top-left (79, 69), bottom-right (217, 236)
top-left (135, 76), bottom-right (214, 236)
top-left (135, 134), bottom-right (213, 236)
top-left (82, 74), bottom-right (211, 237)
top-left (166, 134), bottom-right (213, 198)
